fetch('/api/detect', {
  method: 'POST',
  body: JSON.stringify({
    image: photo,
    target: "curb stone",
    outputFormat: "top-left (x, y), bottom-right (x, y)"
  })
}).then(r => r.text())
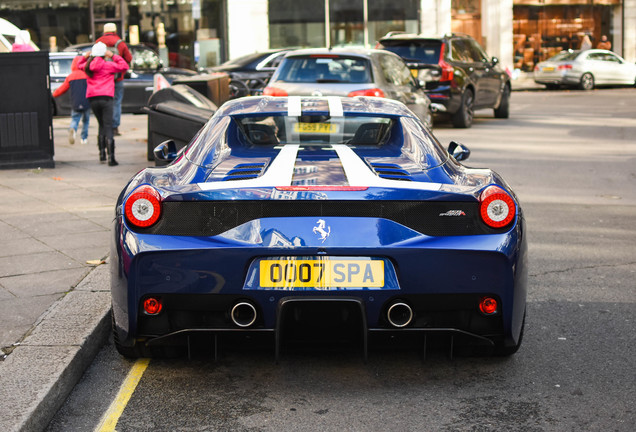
top-left (0, 263), bottom-right (112, 432)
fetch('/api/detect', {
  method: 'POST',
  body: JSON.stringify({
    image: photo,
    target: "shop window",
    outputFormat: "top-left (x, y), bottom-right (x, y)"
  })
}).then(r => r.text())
top-left (451, 0), bottom-right (482, 44)
top-left (513, 3), bottom-right (617, 71)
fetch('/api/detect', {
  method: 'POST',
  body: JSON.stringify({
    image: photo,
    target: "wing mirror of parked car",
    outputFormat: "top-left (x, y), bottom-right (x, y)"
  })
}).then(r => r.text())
top-left (447, 141), bottom-right (471, 161)
top-left (154, 139), bottom-right (178, 164)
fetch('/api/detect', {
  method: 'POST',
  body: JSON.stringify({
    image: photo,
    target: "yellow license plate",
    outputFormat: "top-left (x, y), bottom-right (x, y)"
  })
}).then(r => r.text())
top-left (294, 123), bottom-right (338, 134)
top-left (542, 66), bottom-right (554, 72)
top-left (259, 258), bottom-right (384, 289)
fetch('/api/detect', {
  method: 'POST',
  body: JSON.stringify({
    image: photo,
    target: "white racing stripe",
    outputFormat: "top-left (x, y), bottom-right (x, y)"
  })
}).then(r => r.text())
top-left (332, 145), bottom-right (443, 191)
top-left (198, 145), bottom-right (300, 190)
top-left (327, 96), bottom-right (344, 117)
top-left (287, 96), bottom-right (302, 117)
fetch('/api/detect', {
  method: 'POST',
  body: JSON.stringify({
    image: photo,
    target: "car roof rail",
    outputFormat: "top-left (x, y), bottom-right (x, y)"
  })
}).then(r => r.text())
top-left (445, 32), bottom-right (476, 39)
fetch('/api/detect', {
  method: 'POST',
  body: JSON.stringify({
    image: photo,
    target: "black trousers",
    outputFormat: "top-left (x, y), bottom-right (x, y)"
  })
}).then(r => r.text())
top-left (89, 96), bottom-right (114, 141)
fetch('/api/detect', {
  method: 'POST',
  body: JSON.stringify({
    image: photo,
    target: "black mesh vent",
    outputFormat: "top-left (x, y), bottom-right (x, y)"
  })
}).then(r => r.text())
top-left (371, 163), bottom-right (412, 181)
top-left (130, 201), bottom-right (507, 237)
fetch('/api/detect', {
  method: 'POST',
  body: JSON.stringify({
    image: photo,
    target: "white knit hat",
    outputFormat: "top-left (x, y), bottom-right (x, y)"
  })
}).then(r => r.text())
top-left (16, 30), bottom-right (31, 45)
top-left (103, 22), bottom-right (117, 33)
top-left (91, 41), bottom-right (107, 57)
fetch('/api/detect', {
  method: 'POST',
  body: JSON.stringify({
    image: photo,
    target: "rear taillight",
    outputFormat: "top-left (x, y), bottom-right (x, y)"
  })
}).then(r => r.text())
top-left (124, 185), bottom-right (162, 228)
top-left (439, 43), bottom-right (454, 81)
top-left (348, 88), bottom-right (385, 97)
top-left (263, 87), bottom-right (288, 96)
top-left (479, 185), bottom-right (516, 228)
top-left (558, 64), bottom-right (572, 70)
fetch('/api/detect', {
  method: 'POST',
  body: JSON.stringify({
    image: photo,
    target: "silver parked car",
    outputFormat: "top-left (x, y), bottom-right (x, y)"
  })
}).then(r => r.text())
top-left (534, 49), bottom-right (636, 90)
top-left (263, 48), bottom-right (433, 128)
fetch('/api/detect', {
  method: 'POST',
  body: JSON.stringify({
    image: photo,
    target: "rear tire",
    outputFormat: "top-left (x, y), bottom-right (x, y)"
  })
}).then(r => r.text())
top-left (112, 311), bottom-right (184, 358)
top-left (452, 88), bottom-right (474, 128)
top-left (494, 310), bottom-right (526, 356)
top-left (579, 73), bottom-right (594, 90)
top-left (229, 79), bottom-right (250, 99)
top-left (112, 312), bottom-right (147, 358)
top-left (493, 85), bottom-right (510, 119)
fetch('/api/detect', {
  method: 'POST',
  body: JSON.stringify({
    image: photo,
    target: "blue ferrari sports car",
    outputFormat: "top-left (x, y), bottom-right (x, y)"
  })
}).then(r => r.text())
top-left (111, 96), bottom-right (527, 359)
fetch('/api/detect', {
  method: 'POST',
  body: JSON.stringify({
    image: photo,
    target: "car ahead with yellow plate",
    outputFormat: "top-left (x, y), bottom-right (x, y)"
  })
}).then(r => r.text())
top-left (111, 96), bottom-right (527, 359)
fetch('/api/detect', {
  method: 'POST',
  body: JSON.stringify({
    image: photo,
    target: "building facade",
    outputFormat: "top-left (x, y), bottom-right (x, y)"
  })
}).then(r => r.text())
top-left (1, 0), bottom-right (634, 70)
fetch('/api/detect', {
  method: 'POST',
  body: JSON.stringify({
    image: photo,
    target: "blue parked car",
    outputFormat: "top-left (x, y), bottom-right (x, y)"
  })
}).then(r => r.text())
top-left (110, 96), bottom-right (527, 359)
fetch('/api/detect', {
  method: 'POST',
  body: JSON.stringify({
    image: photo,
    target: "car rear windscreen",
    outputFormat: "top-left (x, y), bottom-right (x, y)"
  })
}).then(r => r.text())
top-left (235, 115), bottom-right (394, 146)
top-left (379, 40), bottom-right (442, 64)
top-left (548, 51), bottom-right (580, 62)
top-left (276, 56), bottom-right (372, 83)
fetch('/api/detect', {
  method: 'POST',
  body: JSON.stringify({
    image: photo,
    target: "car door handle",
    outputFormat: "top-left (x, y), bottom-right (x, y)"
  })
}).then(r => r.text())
top-left (145, 87), bottom-right (154, 91)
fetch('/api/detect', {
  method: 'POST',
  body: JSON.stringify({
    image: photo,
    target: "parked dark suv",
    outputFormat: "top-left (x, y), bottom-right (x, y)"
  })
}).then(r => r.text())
top-left (377, 33), bottom-right (511, 128)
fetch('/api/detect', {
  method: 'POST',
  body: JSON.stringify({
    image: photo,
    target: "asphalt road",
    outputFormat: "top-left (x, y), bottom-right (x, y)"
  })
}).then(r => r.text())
top-left (47, 89), bottom-right (636, 432)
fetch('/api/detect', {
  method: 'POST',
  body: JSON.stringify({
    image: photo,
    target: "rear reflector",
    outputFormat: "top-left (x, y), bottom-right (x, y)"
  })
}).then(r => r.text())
top-left (143, 297), bottom-right (163, 315)
top-left (479, 297), bottom-right (498, 315)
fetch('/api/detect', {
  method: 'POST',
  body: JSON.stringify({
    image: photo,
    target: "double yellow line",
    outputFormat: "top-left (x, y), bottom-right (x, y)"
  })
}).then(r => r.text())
top-left (94, 358), bottom-right (150, 432)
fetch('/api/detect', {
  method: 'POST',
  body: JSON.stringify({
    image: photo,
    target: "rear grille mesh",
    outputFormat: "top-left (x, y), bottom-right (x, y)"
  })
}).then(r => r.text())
top-left (130, 200), bottom-right (505, 237)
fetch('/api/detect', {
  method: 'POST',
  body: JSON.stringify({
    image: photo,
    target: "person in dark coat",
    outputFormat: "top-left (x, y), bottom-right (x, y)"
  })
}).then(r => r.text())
top-left (96, 22), bottom-right (132, 136)
top-left (52, 56), bottom-right (91, 145)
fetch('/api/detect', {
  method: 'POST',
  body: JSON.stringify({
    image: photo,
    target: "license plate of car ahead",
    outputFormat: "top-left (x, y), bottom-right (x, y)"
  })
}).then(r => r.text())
top-left (243, 257), bottom-right (398, 291)
top-left (542, 66), bottom-right (555, 72)
top-left (294, 123), bottom-right (339, 134)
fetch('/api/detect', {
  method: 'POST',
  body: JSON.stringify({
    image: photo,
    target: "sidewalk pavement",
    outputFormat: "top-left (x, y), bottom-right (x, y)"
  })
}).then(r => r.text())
top-left (0, 113), bottom-right (151, 432)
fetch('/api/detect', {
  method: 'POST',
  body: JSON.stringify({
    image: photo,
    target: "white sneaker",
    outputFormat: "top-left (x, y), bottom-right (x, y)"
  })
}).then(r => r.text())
top-left (69, 128), bottom-right (76, 145)
top-left (81, 138), bottom-right (88, 145)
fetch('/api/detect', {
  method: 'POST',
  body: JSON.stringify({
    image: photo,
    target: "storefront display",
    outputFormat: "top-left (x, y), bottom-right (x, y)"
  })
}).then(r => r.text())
top-left (513, 1), bottom-right (619, 71)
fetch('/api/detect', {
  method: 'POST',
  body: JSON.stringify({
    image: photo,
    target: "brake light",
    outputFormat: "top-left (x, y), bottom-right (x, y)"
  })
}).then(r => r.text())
top-left (276, 186), bottom-right (369, 191)
top-left (143, 297), bottom-right (163, 315)
top-left (558, 64), bottom-right (573, 70)
top-left (479, 185), bottom-right (516, 228)
top-left (348, 88), bottom-right (385, 97)
top-left (124, 185), bottom-right (162, 228)
top-left (479, 297), bottom-right (498, 315)
top-left (439, 43), bottom-right (454, 81)
top-left (263, 87), bottom-right (288, 96)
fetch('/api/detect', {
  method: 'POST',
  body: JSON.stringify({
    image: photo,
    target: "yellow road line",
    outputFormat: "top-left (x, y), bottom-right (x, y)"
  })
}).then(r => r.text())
top-left (95, 358), bottom-right (150, 432)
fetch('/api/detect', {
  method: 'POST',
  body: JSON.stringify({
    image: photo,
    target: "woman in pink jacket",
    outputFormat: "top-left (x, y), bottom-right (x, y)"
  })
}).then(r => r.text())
top-left (77, 42), bottom-right (129, 166)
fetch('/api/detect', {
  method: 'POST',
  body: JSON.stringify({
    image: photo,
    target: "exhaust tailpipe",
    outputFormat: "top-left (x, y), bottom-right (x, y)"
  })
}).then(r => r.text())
top-left (231, 302), bottom-right (257, 328)
top-left (387, 302), bottom-right (413, 328)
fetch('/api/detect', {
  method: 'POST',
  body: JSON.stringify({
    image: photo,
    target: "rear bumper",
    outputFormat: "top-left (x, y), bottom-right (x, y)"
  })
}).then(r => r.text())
top-left (111, 215), bottom-right (527, 350)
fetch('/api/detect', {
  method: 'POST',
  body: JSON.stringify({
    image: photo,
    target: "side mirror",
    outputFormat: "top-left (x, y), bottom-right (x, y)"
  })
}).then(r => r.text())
top-left (447, 140), bottom-right (471, 162)
top-left (154, 139), bottom-right (178, 165)
top-left (491, 56), bottom-right (499, 66)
